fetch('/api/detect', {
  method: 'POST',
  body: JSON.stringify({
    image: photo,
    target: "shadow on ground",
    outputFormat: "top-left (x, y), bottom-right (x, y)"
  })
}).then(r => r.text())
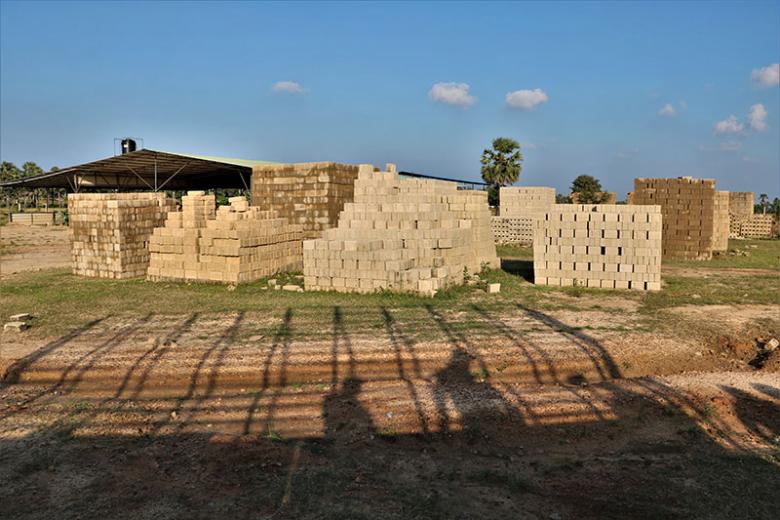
top-left (1, 305), bottom-right (778, 519)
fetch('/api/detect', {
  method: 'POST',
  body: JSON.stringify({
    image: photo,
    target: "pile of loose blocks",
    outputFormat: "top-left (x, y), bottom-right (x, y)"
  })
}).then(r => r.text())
top-left (251, 162), bottom-right (359, 239)
top-left (147, 192), bottom-right (303, 284)
top-left (630, 177), bottom-right (727, 260)
top-left (303, 164), bottom-right (499, 296)
top-left (491, 186), bottom-right (556, 245)
top-left (533, 204), bottom-right (662, 290)
top-left (68, 193), bottom-right (175, 279)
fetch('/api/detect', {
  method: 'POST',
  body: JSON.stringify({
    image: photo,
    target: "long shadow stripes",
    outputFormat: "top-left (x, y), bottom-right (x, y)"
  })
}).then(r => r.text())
top-left (153, 312), bottom-right (245, 435)
top-left (381, 306), bottom-right (430, 435)
top-left (117, 313), bottom-right (200, 399)
top-left (243, 308), bottom-right (293, 434)
top-left (1, 316), bottom-right (108, 385)
top-left (517, 304), bottom-right (622, 380)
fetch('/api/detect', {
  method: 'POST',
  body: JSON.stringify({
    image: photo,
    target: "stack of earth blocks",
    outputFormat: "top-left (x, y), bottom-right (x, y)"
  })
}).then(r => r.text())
top-left (739, 214), bottom-right (775, 238)
top-left (630, 177), bottom-right (727, 260)
top-left (147, 191), bottom-right (303, 283)
top-left (727, 192), bottom-right (773, 238)
top-left (68, 193), bottom-right (175, 279)
top-left (491, 187), bottom-right (556, 245)
top-left (303, 164), bottom-right (499, 296)
top-left (251, 162), bottom-right (359, 239)
top-left (533, 204), bottom-right (662, 291)
top-left (713, 191), bottom-right (730, 251)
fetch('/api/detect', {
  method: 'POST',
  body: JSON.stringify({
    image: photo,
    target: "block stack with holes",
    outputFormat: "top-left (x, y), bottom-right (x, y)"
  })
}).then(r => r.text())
top-left (726, 191), bottom-right (774, 238)
top-left (533, 204), bottom-right (662, 290)
top-left (147, 192), bottom-right (303, 283)
top-left (738, 214), bottom-right (775, 238)
top-left (302, 164), bottom-right (498, 296)
top-left (251, 162), bottom-right (360, 240)
top-left (68, 193), bottom-right (175, 279)
top-left (630, 177), bottom-right (728, 259)
top-left (491, 186), bottom-right (556, 245)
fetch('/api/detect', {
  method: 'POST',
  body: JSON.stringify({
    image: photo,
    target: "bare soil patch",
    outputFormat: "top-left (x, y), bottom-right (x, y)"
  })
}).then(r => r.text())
top-left (2, 305), bottom-right (779, 519)
top-left (0, 224), bottom-right (69, 278)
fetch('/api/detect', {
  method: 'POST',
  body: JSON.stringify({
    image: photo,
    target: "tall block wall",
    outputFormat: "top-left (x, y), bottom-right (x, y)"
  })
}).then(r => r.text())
top-left (533, 204), bottom-right (662, 291)
top-left (68, 193), bottom-right (175, 279)
top-left (303, 164), bottom-right (498, 296)
top-left (147, 192), bottom-right (303, 284)
top-left (499, 187), bottom-right (556, 217)
top-left (713, 191), bottom-right (730, 251)
top-left (630, 177), bottom-right (723, 260)
top-left (728, 192), bottom-right (754, 218)
top-left (492, 186), bottom-right (556, 244)
top-left (251, 162), bottom-right (359, 240)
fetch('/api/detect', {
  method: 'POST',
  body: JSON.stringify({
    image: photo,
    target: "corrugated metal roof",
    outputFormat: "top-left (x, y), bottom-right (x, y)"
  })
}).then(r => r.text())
top-left (157, 151), bottom-right (278, 168)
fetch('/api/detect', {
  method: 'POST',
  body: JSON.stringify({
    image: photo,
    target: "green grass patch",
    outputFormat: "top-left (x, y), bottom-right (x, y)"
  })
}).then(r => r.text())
top-left (496, 244), bottom-right (533, 259)
top-left (639, 274), bottom-right (780, 313)
top-left (663, 238), bottom-right (780, 270)
top-left (1, 263), bottom-right (777, 339)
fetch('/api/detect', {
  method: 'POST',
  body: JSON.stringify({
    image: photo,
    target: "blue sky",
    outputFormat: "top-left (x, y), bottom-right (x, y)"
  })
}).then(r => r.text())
top-left (1, 1), bottom-right (779, 198)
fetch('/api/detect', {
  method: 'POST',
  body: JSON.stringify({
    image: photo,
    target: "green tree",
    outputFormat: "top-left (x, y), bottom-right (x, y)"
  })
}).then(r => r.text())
top-left (1, 161), bottom-right (21, 182)
top-left (22, 162), bottom-right (44, 177)
top-left (480, 137), bottom-right (524, 206)
top-left (1, 162), bottom-right (23, 209)
top-left (555, 193), bottom-right (572, 204)
top-left (758, 193), bottom-right (769, 214)
top-left (571, 174), bottom-right (608, 203)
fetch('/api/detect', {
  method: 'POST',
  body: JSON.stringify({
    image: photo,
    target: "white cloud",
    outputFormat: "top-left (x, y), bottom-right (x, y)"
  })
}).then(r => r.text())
top-left (428, 82), bottom-right (476, 107)
top-left (714, 115), bottom-right (745, 135)
top-left (505, 88), bottom-right (549, 110)
top-left (272, 81), bottom-right (305, 94)
top-left (658, 103), bottom-right (677, 117)
top-left (749, 103), bottom-right (768, 131)
top-left (751, 63), bottom-right (779, 87)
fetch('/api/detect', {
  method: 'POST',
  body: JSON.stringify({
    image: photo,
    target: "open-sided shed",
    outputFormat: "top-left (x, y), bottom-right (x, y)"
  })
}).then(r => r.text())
top-left (0, 149), bottom-right (276, 192)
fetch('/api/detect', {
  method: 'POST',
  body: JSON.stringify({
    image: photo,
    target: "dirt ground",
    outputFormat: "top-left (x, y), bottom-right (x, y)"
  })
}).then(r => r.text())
top-left (1, 228), bottom-right (779, 518)
top-left (1, 302), bottom-right (779, 519)
top-left (0, 224), bottom-right (70, 278)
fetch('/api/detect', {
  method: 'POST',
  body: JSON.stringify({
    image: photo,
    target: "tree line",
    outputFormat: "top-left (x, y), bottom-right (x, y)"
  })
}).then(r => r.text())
top-left (479, 136), bottom-right (780, 218)
top-left (479, 137), bottom-right (614, 206)
top-left (1, 161), bottom-right (66, 210)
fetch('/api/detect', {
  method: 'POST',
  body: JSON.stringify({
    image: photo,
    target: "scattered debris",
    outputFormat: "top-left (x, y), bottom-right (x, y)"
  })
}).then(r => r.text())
top-left (487, 283), bottom-right (501, 294)
top-left (762, 338), bottom-right (779, 352)
top-left (3, 321), bottom-right (29, 332)
top-left (268, 279), bottom-right (277, 287)
top-left (282, 284), bottom-right (303, 292)
top-left (9, 313), bottom-right (31, 321)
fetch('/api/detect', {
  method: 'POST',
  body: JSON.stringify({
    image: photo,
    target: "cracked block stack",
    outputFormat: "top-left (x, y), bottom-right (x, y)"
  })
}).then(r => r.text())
top-left (533, 204), bottom-right (662, 291)
top-left (630, 177), bottom-right (727, 260)
top-left (303, 164), bottom-right (499, 296)
top-left (147, 192), bottom-right (303, 284)
top-left (491, 187), bottom-right (556, 244)
top-left (68, 193), bottom-right (175, 279)
top-left (251, 162), bottom-right (359, 239)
